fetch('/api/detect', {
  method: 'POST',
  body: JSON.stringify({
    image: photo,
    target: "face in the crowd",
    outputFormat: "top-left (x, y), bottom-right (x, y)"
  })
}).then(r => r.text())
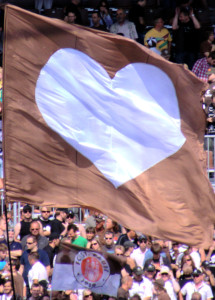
top-left (145, 270), bottom-right (155, 280)
top-left (66, 214), bottom-right (74, 224)
top-left (138, 239), bottom-right (147, 251)
top-left (92, 13), bottom-right (100, 26)
top-left (26, 237), bottom-right (37, 251)
top-left (179, 12), bottom-right (189, 23)
top-left (105, 219), bottom-right (113, 230)
top-left (155, 18), bottom-right (164, 30)
top-left (184, 255), bottom-right (192, 265)
top-left (115, 248), bottom-right (124, 256)
top-left (84, 290), bottom-right (93, 300)
top-left (91, 239), bottom-right (100, 251)
top-left (0, 250), bottom-right (7, 261)
top-left (31, 285), bottom-right (41, 298)
top-left (116, 9), bottom-right (126, 24)
top-left (30, 222), bottom-right (40, 237)
top-left (161, 272), bottom-right (169, 282)
top-left (3, 281), bottom-right (12, 295)
top-left (8, 230), bottom-right (14, 243)
top-left (41, 207), bottom-right (51, 220)
top-left (61, 211), bottom-right (68, 221)
top-left (23, 208), bottom-right (32, 220)
top-left (86, 231), bottom-right (95, 241)
top-left (67, 12), bottom-right (76, 24)
top-left (193, 273), bottom-right (203, 285)
top-left (105, 233), bottom-right (114, 246)
top-left (128, 230), bottom-right (136, 239)
top-left (209, 33), bottom-right (214, 43)
top-left (67, 229), bottom-right (76, 241)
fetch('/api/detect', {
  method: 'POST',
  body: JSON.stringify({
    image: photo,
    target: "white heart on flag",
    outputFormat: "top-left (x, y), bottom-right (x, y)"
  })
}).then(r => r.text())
top-left (35, 48), bottom-right (186, 188)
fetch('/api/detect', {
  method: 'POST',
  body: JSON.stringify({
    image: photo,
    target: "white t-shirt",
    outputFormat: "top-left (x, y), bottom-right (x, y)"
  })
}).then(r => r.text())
top-left (164, 280), bottom-right (177, 300)
top-left (28, 261), bottom-right (48, 288)
top-left (130, 276), bottom-right (153, 299)
top-left (131, 247), bottom-right (147, 268)
top-left (181, 281), bottom-right (213, 300)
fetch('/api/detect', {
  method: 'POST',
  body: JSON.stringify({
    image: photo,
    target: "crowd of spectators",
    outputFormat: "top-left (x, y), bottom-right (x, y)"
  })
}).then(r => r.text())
top-left (0, 205), bottom-right (214, 299)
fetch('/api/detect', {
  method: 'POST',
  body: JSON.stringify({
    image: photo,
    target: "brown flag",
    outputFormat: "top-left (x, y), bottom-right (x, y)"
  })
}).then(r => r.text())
top-left (3, 5), bottom-right (215, 247)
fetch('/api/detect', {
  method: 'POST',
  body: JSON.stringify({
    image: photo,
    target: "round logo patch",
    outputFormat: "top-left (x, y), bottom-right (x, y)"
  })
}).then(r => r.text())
top-left (73, 251), bottom-right (110, 289)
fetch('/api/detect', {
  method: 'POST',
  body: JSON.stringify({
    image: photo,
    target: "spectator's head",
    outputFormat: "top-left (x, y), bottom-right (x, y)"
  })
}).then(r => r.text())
top-left (92, 11), bottom-right (101, 27)
top-left (121, 275), bottom-right (133, 291)
top-left (26, 235), bottom-right (37, 251)
top-left (153, 278), bottom-right (166, 294)
top-left (192, 269), bottom-right (204, 285)
top-left (30, 283), bottom-right (41, 299)
top-left (0, 244), bottom-right (7, 261)
top-left (144, 263), bottom-right (156, 280)
top-left (90, 237), bottom-right (101, 251)
top-left (116, 8), bottom-right (126, 24)
top-left (86, 227), bottom-right (96, 241)
top-left (191, 292), bottom-right (202, 300)
top-left (83, 289), bottom-right (93, 300)
top-left (160, 266), bottom-right (170, 282)
top-left (56, 208), bottom-right (68, 221)
top-left (137, 0), bottom-right (146, 7)
top-left (151, 243), bottom-right (162, 259)
top-left (207, 51), bottom-right (215, 67)
top-left (154, 17), bottom-right (164, 31)
top-left (66, 211), bottom-right (75, 224)
top-left (104, 231), bottom-right (114, 246)
top-left (126, 228), bottom-right (136, 240)
top-left (49, 233), bottom-right (60, 247)
top-left (30, 221), bottom-right (41, 237)
top-left (40, 207), bottom-right (51, 220)
top-left (205, 31), bottom-right (214, 43)
top-left (65, 11), bottom-right (77, 24)
top-left (130, 295), bottom-right (141, 300)
top-left (137, 234), bottom-right (147, 251)
top-left (181, 254), bottom-right (195, 270)
top-left (3, 279), bottom-right (13, 296)
top-left (114, 245), bottom-right (125, 256)
top-left (105, 219), bottom-right (119, 233)
top-left (95, 215), bottom-right (105, 230)
top-left (179, 8), bottom-right (190, 23)
top-left (28, 251), bottom-right (39, 266)
top-left (132, 266), bottom-right (144, 282)
top-left (8, 228), bottom-right (15, 243)
top-left (22, 204), bottom-right (32, 221)
top-left (67, 223), bottom-right (78, 241)
top-left (71, 0), bottom-right (80, 5)
top-left (98, 0), bottom-right (109, 13)
top-left (123, 241), bottom-right (136, 255)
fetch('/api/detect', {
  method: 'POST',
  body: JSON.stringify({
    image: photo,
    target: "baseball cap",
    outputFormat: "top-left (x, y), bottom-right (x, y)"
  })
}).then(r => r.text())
top-left (160, 266), bottom-right (170, 274)
top-left (146, 264), bottom-right (156, 272)
top-left (23, 205), bottom-right (32, 213)
top-left (133, 266), bottom-right (143, 276)
top-left (123, 241), bottom-right (136, 248)
top-left (192, 269), bottom-right (203, 276)
top-left (67, 211), bottom-right (75, 218)
top-left (138, 234), bottom-right (147, 242)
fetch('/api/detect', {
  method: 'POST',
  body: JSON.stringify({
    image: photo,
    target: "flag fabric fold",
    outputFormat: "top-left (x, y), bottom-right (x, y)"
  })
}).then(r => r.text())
top-left (3, 5), bottom-right (215, 247)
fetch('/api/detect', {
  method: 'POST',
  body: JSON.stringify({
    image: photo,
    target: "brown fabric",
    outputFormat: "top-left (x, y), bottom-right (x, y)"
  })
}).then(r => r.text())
top-left (3, 5), bottom-right (215, 248)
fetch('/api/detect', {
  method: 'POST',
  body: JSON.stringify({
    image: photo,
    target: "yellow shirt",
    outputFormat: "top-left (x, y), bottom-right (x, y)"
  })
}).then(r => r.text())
top-left (144, 27), bottom-right (172, 51)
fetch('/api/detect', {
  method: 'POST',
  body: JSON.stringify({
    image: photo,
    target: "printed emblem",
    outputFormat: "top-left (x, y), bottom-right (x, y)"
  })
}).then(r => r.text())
top-left (73, 251), bottom-right (110, 289)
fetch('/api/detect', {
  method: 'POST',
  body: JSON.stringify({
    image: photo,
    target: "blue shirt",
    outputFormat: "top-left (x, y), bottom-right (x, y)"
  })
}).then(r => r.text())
top-left (20, 249), bottom-right (50, 285)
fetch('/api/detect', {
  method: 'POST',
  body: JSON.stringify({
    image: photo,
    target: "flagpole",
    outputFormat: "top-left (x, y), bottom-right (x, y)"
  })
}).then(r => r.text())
top-left (4, 201), bottom-right (17, 299)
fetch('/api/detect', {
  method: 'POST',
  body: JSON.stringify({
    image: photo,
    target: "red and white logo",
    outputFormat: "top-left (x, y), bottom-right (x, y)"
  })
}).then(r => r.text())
top-left (73, 251), bottom-right (110, 289)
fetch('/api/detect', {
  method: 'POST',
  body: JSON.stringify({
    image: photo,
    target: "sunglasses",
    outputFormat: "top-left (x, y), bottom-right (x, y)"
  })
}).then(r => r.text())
top-left (186, 259), bottom-right (191, 262)
top-left (26, 242), bottom-right (34, 245)
top-left (84, 294), bottom-right (93, 298)
top-left (193, 274), bottom-right (200, 278)
top-left (91, 243), bottom-right (98, 246)
top-left (161, 273), bottom-right (169, 276)
top-left (105, 237), bottom-right (113, 240)
top-left (31, 228), bottom-right (39, 231)
top-left (23, 210), bottom-right (31, 213)
top-left (42, 211), bottom-right (50, 213)
top-left (116, 253), bottom-right (123, 256)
